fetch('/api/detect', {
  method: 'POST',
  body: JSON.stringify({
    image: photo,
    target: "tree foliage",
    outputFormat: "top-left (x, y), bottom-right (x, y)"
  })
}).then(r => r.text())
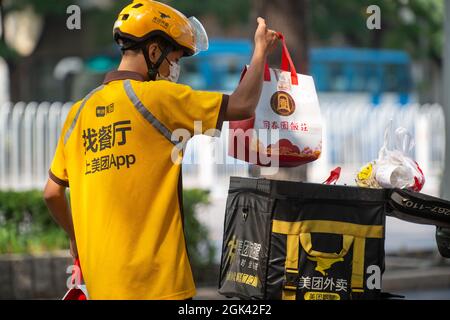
top-left (0, 189), bottom-right (217, 271)
top-left (2, 0), bottom-right (443, 62)
top-left (3, 0), bottom-right (74, 15)
top-left (162, 0), bottom-right (251, 26)
top-left (182, 189), bottom-right (216, 268)
top-left (310, 0), bottom-right (444, 62)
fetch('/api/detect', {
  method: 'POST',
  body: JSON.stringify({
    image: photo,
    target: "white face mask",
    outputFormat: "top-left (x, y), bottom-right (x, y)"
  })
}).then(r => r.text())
top-left (156, 60), bottom-right (180, 83)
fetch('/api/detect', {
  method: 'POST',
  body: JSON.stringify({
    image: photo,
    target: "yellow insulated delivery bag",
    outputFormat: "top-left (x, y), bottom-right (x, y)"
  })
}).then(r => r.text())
top-left (218, 177), bottom-right (388, 300)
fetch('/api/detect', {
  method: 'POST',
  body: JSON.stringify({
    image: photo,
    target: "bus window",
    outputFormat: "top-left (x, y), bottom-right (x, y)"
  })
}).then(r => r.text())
top-left (179, 59), bottom-right (206, 90)
top-left (350, 63), bottom-right (365, 91)
top-left (382, 63), bottom-right (411, 92)
top-left (350, 63), bottom-right (378, 92)
top-left (309, 48), bottom-right (413, 104)
top-left (222, 56), bottom-right (245, 92)
top-left (328, 62), bottom-right (347, 92)
top-left (384, 64), bottom-right (399, 92)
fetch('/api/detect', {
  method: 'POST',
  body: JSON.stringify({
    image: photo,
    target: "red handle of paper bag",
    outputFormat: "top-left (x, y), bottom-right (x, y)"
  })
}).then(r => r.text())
top-left (264, 62), bottom-right (271, 82)
top-left (264, 32), bottom-right (298, 85)
top-left (63, 258), bottom-right (87, 300)
top-left (71, 258), bottom-right (84, 286)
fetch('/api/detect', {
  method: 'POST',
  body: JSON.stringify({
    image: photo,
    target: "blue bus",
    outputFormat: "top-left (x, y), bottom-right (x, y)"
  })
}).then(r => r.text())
top-left (310, 48), bottom-right (413, 106)
top-left (67, 41), bottom-right (414, 106)
top-left (66, 39), bottom-right (253, 99)
top-left (178, 38), bottom-right (253, 92)
top-left (179, 43), bottom-right (414, 106)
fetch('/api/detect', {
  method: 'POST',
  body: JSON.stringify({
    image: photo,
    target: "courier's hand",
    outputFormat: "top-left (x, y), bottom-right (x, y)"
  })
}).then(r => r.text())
top-left (254, 17), bottom-right (279, 56)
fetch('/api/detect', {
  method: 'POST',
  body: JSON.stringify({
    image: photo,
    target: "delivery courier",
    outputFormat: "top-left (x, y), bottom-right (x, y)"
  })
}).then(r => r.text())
top-left (43, 0), bottom-right (279, 300)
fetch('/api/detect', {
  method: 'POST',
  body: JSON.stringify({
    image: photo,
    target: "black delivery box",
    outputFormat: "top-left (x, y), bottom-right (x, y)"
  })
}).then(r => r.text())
top-left (218, 176), bottom-right (389, 300)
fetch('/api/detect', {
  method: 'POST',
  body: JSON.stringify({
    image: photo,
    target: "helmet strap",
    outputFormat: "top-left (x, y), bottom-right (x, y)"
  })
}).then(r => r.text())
top-left (142, 43), bottom-right (173, 81)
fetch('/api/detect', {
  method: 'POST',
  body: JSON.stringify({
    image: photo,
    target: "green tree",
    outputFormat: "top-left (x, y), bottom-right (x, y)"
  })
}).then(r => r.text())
top-left (0, 188), bottom-right (216, 271)
top-left (310, 0), bottom-right (444, 63)
top-left (3, 0), bottom-right (73, 15)
top-left (182, 189), bottom-right (216, 268)
top-left (162, 0), bottom-right (251, 27)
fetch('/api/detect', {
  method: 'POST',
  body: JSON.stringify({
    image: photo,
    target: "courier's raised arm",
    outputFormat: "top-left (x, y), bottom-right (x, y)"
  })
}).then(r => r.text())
top-left (226, 17), bottom-right (279, 121)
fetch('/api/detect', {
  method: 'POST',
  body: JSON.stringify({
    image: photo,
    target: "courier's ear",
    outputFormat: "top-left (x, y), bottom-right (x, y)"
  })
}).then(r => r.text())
top-left (147, 43), bottom-right (161, 64)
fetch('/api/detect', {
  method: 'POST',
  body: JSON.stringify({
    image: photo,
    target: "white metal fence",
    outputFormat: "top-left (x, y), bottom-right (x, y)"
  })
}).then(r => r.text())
top-left (0, 102), bottom-right (72, 190)
top-left (321, 102), bottom-right (445, 169)
top-left (310, 102), bottom-right (445, 196)
top-left (0, 101), bottom-right (445, 191)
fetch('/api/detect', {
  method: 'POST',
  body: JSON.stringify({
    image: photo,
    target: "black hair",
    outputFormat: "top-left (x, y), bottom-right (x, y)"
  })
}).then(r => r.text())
top-left (120, 36), bottom-right (171, 55)
top-left (119, 35), bottom-right (175, 80)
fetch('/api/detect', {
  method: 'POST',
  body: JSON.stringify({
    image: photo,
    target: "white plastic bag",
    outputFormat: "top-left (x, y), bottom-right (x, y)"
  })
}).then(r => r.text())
top-left (356, 122), bottom-right (425, 191)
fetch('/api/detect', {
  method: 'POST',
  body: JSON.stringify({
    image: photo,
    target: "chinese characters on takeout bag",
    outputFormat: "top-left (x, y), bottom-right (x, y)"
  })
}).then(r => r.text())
top-left (228, 33), bottom-right (322, 168)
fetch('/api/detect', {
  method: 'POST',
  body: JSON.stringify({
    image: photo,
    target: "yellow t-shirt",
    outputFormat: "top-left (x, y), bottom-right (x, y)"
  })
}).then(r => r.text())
top-left (49, 71), bottom-right (228, 299)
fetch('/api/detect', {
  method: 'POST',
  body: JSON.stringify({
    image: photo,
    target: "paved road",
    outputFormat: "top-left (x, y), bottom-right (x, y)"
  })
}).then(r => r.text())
top-left (398, 289), bottom-right (450, 300)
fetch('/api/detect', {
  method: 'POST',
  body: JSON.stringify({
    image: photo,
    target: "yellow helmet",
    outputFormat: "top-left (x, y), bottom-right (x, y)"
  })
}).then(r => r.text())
top-left (113, 0), bottom-right (208, 57)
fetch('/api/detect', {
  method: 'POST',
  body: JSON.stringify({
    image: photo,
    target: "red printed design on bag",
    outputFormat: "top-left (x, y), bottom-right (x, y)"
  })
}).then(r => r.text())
top-left (266, 139), bottom-right (321, 159)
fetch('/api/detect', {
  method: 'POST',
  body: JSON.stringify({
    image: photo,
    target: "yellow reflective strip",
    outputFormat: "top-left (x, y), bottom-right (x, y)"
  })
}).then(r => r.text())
top-left (351, 237), bottom-right (365, 290)
top-left (286, 234), bottom-right (299, 270)
top-left (272, 220), bottom-right (384, 239)
top-left (283, 234), bottom-right (299, 300)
